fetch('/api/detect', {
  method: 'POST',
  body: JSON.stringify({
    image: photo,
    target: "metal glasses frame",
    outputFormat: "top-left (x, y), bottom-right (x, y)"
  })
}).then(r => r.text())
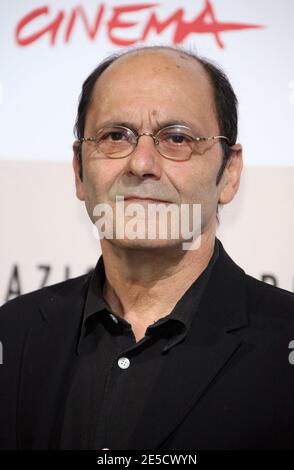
top-left (79, 124), bottom-right (231, 161)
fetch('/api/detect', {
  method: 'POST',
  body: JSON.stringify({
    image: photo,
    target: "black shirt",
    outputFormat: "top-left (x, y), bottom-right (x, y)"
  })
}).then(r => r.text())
top-left (59, 238), bottom-right (220, 449)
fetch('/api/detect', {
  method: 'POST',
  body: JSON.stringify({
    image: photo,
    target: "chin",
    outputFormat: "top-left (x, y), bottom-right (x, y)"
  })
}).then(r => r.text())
top-left (107, 236), bottom-right (185, 252)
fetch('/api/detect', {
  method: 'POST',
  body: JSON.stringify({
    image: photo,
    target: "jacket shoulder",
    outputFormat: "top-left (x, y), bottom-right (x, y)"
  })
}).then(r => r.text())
top-left (0, 272), bottom-right (92, 328)
top-left (245, 273), bottom-right (294, 323)
top-left (217, 240), bottom-right (294, 320)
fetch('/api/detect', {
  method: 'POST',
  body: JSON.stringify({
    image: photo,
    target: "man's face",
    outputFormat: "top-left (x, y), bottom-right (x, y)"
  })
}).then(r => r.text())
top-left (73, 50), bottom-right (241, 250)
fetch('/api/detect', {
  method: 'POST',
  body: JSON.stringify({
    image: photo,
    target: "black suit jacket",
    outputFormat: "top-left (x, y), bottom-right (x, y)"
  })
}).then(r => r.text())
top-left (1, 241), bottom-right (294, 450)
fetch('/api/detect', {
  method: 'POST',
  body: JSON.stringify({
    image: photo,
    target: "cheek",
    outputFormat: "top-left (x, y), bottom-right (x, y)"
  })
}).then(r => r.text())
top-left (168, 166), bottom-right (219, 231)
top-left (168, 161), bottom-right (219, 205)
top-left (83, 158), bottom-right (122, 202)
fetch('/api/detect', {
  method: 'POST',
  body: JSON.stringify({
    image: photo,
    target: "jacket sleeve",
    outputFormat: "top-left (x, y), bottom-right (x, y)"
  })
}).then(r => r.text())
top-left (0, 297), bottom-right (32, 449)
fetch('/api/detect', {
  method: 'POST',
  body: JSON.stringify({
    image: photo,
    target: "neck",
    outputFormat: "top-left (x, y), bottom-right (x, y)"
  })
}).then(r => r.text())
top-left (99, 226), bottom-right (216, 325)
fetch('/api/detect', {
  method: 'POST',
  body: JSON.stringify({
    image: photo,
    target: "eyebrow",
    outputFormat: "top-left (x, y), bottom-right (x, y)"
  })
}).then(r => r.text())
top-left (95, 119), bottom-right (204, 135)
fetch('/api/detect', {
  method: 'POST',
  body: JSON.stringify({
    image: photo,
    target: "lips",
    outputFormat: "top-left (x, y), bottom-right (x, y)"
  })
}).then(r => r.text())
top-left (124, 196), bottom-right (170, 203)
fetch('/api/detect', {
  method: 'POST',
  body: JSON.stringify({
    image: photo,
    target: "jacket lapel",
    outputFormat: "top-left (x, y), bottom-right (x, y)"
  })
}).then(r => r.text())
top-left (18, 274), bottom-right (91, 449)
top-left (127, 244), bottom-right (249, 449)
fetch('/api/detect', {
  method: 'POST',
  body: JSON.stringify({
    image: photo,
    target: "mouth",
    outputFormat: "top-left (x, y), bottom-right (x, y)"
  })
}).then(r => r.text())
top-left (124, 196), bottom-right (170, 203)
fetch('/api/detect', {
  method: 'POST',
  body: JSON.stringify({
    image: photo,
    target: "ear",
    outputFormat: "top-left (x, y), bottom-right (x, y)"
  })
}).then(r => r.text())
top-left (72, 141), bottom-right (85, 201)
top-left (218, 143), bottom-right (243, 205)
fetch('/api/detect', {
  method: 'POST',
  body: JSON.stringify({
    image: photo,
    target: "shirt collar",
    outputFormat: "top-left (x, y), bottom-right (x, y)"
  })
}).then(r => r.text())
top-left (77, 237), bottom-right (220, 354)
top-left (83, 255), bottom-right (109, 321)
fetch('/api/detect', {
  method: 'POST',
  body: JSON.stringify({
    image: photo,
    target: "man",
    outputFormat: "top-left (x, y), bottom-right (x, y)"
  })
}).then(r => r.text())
top-left (0, 45), bottom-right (294, 450)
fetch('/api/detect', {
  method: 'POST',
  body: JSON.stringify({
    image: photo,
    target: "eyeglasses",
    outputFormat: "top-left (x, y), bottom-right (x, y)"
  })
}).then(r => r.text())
top-left (79, 124), bottom-right (231, 161)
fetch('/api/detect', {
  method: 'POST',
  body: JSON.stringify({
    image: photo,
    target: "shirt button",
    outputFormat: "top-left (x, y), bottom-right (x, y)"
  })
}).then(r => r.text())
top-left (109, 313), bottom-right (118, 324)
top-left (118, 357), bottom-right (130, 369)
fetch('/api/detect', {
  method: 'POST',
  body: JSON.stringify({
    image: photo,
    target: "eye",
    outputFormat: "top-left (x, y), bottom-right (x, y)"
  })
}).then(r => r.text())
top-left (168, 134), bottom-right (189, 144)
top-left (98, 127), bottom-right (133, 143)
top-left (160, 129), bottom-right (194, 146)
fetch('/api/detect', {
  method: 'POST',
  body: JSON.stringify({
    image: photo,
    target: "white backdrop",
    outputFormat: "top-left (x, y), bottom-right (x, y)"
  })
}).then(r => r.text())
top-left (1, 0), bottom-right (294, 304)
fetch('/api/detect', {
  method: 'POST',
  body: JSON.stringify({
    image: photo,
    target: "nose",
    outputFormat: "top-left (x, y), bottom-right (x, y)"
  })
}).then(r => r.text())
top-left (125, 133), bottom-right (162, 180)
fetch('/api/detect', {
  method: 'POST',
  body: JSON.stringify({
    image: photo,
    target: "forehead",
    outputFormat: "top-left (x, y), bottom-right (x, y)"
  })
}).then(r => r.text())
top-left (86, 50), bottom-right (217, 132)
